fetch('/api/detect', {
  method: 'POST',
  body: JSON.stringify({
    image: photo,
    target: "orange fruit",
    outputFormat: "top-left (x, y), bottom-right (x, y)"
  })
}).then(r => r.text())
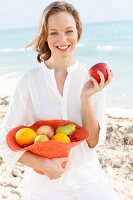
top-left (15, 128), bottom-right (37, 147)
top-left (52, 133), bottom-right (70, 143)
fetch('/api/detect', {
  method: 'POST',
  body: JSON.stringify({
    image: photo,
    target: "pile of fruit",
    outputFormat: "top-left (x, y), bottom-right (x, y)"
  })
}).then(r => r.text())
top-left (15, 124), bottom-right (77, 147)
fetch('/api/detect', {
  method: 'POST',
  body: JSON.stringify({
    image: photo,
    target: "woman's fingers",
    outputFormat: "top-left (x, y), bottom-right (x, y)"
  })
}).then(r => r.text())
top-left (46, 170), bottom-right (62, 180)
top-left (90, 75), bottom-right (101, 91)
top-left (91, 69), bottom-right (113, 89)
top-left (52, 157), bottom-right (68, 172)
top-left (44, 157), bottom-right (69, 180)
top-left (97, 70), bottom-right (105, 88)
top-left (90, 76), bottom-right (98, 87)
top-left (82, 68), bottom-right (113, 97)
top-left (61, 161), bottom-right (68, 168)
top-left (105, 69), bottom-right (113, 86)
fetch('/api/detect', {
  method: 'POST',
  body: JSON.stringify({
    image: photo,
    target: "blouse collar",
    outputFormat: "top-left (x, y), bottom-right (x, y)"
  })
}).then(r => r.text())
top-left (40, 61), bottom-right (79, 74)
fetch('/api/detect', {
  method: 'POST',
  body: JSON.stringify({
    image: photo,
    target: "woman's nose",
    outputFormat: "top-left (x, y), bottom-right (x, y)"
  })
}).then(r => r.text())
top-left (58, 33), bottom-right (67, 42)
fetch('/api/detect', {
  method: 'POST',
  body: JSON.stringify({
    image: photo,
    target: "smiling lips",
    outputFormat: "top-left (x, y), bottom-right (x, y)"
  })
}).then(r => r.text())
top-left (56, 45), bottom-right (70, 51)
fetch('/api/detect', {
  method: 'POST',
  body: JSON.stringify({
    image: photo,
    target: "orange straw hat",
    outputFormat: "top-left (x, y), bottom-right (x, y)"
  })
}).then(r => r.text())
top-left (6, 120), bottom-right (89, 174)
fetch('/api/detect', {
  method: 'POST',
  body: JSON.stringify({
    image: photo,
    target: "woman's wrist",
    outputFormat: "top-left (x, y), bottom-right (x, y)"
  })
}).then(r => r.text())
top-left (81, 93), bottom-right (91, 104)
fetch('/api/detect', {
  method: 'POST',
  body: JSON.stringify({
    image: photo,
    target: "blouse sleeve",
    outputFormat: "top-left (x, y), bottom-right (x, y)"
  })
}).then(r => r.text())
top-left (92, 87), bottom-right (107, 146)
top-left (0, 77), bottom-right (29, 173)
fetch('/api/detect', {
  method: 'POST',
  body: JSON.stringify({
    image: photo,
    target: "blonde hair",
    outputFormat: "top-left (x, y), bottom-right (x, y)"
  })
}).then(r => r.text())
top-left (27, 1), bottom-right (82, 62)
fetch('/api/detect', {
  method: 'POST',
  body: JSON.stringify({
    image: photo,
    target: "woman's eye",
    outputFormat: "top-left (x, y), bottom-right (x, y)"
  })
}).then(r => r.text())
top-left (50, 32), bottom-right (57, 35)
top-left (66, 30), bottom-right (74, 34)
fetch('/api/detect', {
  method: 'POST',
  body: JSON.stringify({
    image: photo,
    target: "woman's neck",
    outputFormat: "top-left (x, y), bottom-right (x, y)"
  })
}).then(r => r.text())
top-left (45, 56), bottom-right (75, 72)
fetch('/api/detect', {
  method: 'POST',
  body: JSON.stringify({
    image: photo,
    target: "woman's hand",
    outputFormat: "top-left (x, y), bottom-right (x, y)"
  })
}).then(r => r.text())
top-left (18, 152), bottom-right (69, 180)
top-left (81, 69), bottom-right (113, 98)
top-left (43, 157), bottom-right (69, 180)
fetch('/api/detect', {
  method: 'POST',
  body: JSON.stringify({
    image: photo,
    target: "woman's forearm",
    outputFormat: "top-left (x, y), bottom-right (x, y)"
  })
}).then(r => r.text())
top-left (18, 151), bottom-right (49, 172)
top-left (18, 152), bottom-right (68, 180)
top-left (81, 96), bottom-right (100, 148)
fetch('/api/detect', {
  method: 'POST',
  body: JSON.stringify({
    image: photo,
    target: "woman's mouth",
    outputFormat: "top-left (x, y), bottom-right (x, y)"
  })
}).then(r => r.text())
top-left (56, 45), bottom-right (70, 52)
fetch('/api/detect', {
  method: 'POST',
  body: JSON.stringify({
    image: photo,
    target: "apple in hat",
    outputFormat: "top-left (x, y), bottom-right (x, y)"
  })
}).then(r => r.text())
top-left (34, 135), bottom-right (49, 144)
top-left (88, 63), bottom-right (109, 83)
top-left (36, 125), bottom-right (54, 139)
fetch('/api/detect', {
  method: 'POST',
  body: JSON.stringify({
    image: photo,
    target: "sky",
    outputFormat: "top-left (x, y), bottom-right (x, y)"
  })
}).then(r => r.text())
top-left (0, 0), bottom-right (133, 29)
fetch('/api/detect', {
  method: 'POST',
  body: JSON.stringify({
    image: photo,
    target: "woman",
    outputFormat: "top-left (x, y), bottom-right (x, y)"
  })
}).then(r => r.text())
top-left (0, 1), bottom-right (117, 199)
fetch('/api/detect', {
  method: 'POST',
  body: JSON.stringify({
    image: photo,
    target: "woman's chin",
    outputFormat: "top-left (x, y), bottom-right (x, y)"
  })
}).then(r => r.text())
top-left (54, 51), bottom-right (71, 59)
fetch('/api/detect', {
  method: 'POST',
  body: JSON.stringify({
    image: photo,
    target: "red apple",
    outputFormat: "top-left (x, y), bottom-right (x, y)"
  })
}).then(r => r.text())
top-left (88, 63), bottom-right (109, 83)
top-left (36, 125), bottom-right (54, 139)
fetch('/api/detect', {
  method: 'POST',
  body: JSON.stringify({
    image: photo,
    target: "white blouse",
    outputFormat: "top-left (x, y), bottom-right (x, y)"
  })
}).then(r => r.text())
top-left (0, 61), bottom-right (111, 199)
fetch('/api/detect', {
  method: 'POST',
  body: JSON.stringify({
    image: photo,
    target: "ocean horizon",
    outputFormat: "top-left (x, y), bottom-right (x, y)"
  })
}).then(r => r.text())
top-left (0, 20), bottom-right (133, 117)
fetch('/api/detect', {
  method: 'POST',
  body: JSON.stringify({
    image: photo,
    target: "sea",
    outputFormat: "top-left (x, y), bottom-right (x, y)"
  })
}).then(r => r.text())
top-left (0, 20), bottom-right (133, 117)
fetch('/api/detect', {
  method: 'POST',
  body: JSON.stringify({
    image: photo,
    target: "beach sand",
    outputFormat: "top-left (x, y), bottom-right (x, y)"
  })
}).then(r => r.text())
top-left (0, 96), bottom-right (133, 200)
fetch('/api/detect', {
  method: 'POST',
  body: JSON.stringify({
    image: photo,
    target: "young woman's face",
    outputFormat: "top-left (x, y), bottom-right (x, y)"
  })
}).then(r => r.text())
top-left (47, 12), bottom-right (78, 58)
